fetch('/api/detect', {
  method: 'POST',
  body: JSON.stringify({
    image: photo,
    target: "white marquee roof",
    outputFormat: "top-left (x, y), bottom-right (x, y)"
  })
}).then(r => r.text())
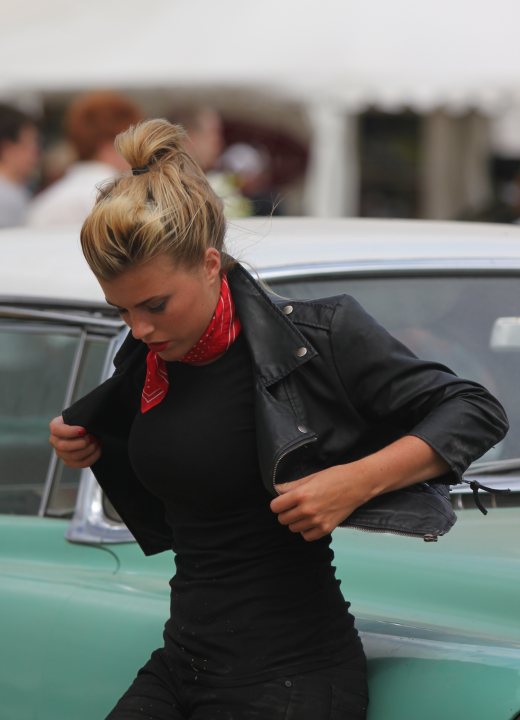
top-left (2, 0), bottom-right (520, 113)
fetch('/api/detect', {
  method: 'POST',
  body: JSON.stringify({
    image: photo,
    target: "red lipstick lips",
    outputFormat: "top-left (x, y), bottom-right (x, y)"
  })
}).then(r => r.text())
top-left (147, 341), bottom-right (169, 352)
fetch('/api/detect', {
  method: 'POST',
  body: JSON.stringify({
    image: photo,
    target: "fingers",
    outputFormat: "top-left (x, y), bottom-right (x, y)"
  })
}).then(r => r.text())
top-left (279, 513), bottom-right (329, 541)
top-left (271, 483), bottom-right (309, 523)
top-left (276, 506), bottom-right (304, 526)
top-left (49, 415), bottom-right (88, 439)
top-left (273, 496), bottom-right (322, 536)
top-left (49, 435), bottom-right (96, 454)
top-left (270, 482), bottom-right (336, 541)
top-left (49, 415), bottom-right (101, 468)
top-left (270, 488), bottom-right (300, 513)
top-left (273, 476), bottom-right (308, 495)
top-left (65, 444), bottom-right (102, 468)
top-left (55, 443), bottom-right (102, 468)
top-left (279, 510), bottom-right (332, 538)
top-left (300, 527), bottom-right (328, 542)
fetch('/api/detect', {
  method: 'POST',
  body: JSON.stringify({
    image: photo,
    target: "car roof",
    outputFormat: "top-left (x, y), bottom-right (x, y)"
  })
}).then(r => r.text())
top-left (2, 218), bottom-right (520, 305)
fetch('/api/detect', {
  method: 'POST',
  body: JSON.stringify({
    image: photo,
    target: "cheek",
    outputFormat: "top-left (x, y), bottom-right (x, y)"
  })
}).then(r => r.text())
top-left (163, 302), bottom-right (197, 333)
top-left (179, 287), bottom-right (208, 317)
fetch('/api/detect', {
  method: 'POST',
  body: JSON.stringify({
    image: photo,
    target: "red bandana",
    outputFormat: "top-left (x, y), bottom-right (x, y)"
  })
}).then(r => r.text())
top-left (141, 274), bottom-right (241, 413)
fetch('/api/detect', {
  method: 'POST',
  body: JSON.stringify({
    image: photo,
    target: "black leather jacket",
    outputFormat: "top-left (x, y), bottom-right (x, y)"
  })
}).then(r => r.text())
top-left (63, 264), bottom-right (509, 554)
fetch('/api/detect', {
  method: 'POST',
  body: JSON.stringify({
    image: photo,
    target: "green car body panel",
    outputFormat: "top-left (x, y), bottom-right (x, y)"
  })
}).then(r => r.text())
top-left (1, 510), bottom-right (519, 720)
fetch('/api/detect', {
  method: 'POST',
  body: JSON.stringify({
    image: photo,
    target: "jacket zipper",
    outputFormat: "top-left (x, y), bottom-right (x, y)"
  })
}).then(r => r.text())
top-left (272, 435), bottom-right (318, 493)
top-left (342, 524), bottom-right (438, 542)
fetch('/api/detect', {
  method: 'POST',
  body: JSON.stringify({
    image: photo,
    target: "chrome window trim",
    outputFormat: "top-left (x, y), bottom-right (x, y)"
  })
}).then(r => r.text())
top-left (67, 327), bottom-right (135, 546)
top-left (0, 294), bottom-right (117, 313)
top-left (38, 329), bottom-right (87, 516)
top-left (66, 469), bottom-right (134, 546)
top-left (259, 258), bottom-right (520, 280)
top-left (0, 320), bottom-right (84, 335)
top-left (0, 304), bottom-right (124, 330)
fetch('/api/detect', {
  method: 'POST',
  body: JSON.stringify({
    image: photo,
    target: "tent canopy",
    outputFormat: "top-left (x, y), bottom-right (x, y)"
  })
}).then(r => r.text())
top-left (2, 0), bottom-right (520, 113)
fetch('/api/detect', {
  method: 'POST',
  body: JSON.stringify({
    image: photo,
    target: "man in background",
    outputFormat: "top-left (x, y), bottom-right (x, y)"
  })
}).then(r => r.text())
top-left (169, 107), bottom-right (253, 217)
top-left (0, 103), bottom-right (39, 228)
top-left (29, 91), bottom-right (142, 227)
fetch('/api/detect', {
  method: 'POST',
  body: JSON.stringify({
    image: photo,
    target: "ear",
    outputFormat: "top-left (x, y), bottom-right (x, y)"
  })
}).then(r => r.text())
top-left (203, 247), bottom-right (222, 284)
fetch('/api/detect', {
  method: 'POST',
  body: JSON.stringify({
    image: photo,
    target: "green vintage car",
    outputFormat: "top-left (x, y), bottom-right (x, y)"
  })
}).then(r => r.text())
top-left (1, 219), bottom-right (519, 720)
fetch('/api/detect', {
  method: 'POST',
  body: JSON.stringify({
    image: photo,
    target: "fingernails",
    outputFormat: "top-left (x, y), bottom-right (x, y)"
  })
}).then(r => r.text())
top-left (77, 428), bottom-right (87, 437)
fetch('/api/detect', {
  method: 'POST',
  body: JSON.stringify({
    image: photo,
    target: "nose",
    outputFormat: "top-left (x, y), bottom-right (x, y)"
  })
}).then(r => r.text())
top-left (129, 314), bottom-right (155, 341)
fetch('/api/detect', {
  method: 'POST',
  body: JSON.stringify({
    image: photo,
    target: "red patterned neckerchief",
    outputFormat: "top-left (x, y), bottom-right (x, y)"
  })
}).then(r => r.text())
top-left (141, 274), bottom-right (241, 413)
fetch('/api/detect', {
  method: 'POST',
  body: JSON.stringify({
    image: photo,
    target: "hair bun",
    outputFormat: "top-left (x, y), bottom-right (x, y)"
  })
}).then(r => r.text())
top-left (115, 118), bottom-right (187, 170)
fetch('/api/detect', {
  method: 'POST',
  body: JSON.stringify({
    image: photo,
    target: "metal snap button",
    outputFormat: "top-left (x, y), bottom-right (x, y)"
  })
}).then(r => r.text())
top-left (284, 680), bottom-right (292, 688)
top-left (295, 346), bottom-right (307, 357)
top-left (297, 424), bottom-right (308, 433)
top-left (282, 304), bottom-right (293, 315)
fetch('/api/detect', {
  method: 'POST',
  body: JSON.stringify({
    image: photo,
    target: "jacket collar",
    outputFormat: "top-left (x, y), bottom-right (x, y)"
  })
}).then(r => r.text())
top-left (228, 264), bottom-right (317, 386)
top-left (113, 263), bottom-right (317, 385)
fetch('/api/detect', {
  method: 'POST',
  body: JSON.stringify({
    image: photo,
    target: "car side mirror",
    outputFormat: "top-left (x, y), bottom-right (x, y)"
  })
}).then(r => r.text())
top-left (490, 317), bottom-right (520, 350)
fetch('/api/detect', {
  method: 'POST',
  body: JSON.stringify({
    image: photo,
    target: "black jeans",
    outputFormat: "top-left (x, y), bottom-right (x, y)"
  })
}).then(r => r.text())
top-left (105, 649), bottom-right (368, 720)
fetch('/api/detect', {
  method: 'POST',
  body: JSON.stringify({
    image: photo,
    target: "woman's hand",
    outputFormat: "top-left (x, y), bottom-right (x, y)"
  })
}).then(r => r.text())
top-left (270, 435), bottom-right (451, 541)
top-left (270, 465), bottom-right (368, 542)
top-left (49, 415), bottom-right (101, 468)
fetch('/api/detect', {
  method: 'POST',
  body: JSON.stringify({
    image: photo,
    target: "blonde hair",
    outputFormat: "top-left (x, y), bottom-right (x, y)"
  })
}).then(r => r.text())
top-left (80, 119), bottom-right (230, 279)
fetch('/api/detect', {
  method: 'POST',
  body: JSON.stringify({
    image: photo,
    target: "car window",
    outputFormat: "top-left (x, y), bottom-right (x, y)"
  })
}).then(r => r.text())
top-left (46, 337), bottom-right (109, 518)
top-left (269, 274), bottom-right (520, 464)
top-left (0, 322), bottom-right (110, 517)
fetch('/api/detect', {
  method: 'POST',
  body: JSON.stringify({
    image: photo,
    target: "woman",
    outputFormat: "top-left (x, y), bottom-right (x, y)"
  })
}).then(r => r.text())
top-left (50, 119), bottom-right (508, 720)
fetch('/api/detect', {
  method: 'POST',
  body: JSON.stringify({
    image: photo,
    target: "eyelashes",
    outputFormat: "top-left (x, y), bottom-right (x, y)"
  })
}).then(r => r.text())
top-left (113, 299), bottom-right (167, 316)
top-left (147, 301), bottom-right (167, 314)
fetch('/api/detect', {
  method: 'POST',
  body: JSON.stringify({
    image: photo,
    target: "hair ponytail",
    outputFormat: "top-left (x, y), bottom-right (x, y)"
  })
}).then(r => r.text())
top-left (80, 119), bottom-right (230, 280)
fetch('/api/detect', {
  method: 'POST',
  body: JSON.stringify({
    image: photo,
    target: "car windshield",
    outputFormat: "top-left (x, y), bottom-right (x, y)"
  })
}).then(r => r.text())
top-left (269, 274), bottom-right (520, 466)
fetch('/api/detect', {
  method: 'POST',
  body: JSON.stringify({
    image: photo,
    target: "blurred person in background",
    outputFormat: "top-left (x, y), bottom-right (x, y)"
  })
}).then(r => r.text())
top-left (29, 90), bottom-right (143, 227)
top-left (37, 139), bottom-right (77, 193)
top-left (219, 142), bottom-right (283, 216)
top-left (0, 103), bottom-right (39, 228)
top-left (170, 106), bottom-right (252, 217)
top-left (170, 106), bottom-right (223, 173)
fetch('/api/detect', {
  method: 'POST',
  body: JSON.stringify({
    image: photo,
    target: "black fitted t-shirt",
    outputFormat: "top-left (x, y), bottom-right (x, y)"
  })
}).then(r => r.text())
top-left (128, 335), bottom-right (357, 686)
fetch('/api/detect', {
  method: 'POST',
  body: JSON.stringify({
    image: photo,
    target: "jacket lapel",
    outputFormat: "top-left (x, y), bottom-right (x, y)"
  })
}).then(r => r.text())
top-left (229, 264), bottom-right (317, 386)
top-left (229, 265), bottom-right (319, 493)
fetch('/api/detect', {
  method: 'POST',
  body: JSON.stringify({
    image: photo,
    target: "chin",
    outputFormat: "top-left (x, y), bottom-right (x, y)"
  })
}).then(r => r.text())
top-left (158, 348), bottom-right (185, 362)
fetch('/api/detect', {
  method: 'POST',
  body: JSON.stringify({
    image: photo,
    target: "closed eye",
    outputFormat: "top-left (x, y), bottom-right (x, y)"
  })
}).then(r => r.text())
top-left (105, 297), bottom-right (168, 315)
top-left (147, 300), bottom-right (167, 314)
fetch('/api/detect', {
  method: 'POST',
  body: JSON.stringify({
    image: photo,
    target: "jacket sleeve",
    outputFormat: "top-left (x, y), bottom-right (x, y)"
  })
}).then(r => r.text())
top-left (329, 295), bottom-right (509, 482)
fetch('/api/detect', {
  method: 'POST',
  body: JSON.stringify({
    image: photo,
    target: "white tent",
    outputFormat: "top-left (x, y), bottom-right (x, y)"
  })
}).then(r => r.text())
top-left (2, 0), bottom-right (520, 215)
top-left (2, 0), bottom-right (520, 110)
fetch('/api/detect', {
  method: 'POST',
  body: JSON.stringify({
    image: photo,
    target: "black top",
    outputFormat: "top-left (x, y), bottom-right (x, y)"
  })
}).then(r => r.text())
top-left (128, 335), bottom-right (357, 686)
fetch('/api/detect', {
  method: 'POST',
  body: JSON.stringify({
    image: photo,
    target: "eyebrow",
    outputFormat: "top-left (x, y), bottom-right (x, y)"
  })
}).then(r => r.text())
top-left (105, 294), bottom-right (168, 310)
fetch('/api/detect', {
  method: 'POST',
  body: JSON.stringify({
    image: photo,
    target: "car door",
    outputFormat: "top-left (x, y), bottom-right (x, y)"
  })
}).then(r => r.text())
top-left (0, 308), bottom-right (123, 719)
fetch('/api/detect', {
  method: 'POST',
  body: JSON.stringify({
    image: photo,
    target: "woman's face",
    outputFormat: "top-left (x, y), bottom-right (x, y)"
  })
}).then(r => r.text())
top-left (98, 249), bottom-right (222, 362)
